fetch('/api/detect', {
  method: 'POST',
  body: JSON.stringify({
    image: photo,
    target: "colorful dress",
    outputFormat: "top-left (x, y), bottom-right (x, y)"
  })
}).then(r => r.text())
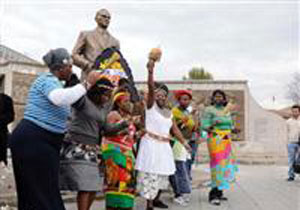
top-left (171, 106), bottom-right (196, 160)
top-left (201, 105), bottom-right (238, 190)
top-left (102, 123), bottom-right (136, 209)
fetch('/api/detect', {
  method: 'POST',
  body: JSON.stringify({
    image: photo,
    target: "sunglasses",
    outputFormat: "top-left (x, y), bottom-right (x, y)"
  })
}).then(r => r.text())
top-left (100, 14), bottom-right (111, 19)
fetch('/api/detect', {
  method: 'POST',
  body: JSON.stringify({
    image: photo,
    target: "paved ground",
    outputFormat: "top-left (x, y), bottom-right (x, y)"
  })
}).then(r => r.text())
top-left (1, 163), bottom-right (299, 210)
top-left (64, 165), bottom-right (300, 210)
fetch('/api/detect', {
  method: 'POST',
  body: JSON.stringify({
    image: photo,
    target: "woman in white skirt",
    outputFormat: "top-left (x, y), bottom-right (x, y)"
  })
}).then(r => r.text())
top-left (135, 59), bottom-right (191, 210)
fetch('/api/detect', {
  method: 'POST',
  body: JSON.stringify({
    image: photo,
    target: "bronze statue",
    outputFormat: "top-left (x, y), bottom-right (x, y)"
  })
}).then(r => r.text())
top-left (72, 9), bottom-right (120, 80)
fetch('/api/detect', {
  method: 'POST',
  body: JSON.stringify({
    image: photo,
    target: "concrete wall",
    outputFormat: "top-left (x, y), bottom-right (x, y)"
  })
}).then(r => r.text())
top-left (0, 62), bottom-right (47, 129)
top-left (241, 87), bottom-right (288, 163)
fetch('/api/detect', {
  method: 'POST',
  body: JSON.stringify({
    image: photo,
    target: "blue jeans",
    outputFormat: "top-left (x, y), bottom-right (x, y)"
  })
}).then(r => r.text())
top-left (169, 160), bottom-right (191, 197)
top-left (288, 143), bottom-right (299, 178)
top-left (186, 141), bottom-right (198, 180)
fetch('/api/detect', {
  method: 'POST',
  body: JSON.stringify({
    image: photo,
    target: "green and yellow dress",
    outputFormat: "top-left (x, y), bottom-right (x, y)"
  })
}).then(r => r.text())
top-left (201, 105), bottom-right (238, 190)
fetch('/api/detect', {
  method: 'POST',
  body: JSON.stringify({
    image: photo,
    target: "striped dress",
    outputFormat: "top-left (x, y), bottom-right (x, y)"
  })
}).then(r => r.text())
top-left (201, 105), bottom-right (238, 190)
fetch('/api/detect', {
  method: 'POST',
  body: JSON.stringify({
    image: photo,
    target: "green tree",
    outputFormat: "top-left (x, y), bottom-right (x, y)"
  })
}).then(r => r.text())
top-left (183, 67), bottom-right (213, 80)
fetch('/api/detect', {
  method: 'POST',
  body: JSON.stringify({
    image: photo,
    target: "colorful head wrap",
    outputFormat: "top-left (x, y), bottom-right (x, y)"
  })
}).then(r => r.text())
top-left (113, 91), bottom-right (130, 104)
top-left (174, 90), bottom-right (192, 100)
top-left (96, 77), bottom-right (114, 90)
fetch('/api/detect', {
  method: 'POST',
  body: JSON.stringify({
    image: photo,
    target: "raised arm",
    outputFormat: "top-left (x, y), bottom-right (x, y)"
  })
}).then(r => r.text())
top-left (147, 59), bottom-right (155, 109)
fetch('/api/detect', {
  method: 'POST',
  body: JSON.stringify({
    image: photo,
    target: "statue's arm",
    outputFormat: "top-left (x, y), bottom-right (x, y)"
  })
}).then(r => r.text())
top-left (115, 39), bottom-right (120, 50)
top-left (72, 31), bottom-right (90, 70)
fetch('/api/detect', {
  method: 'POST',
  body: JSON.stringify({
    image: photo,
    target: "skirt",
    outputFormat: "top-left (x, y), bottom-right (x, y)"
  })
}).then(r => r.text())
top-left (102, 140), bottom-right (136, 209)
top-left (136, 172), bottom-right (169, 200)
top-left (207, 129), bottom-right (238, 190)
top-left (59, 138), bottom-right (102, 191)
top-left (9, 119), bottom-right (65, 210)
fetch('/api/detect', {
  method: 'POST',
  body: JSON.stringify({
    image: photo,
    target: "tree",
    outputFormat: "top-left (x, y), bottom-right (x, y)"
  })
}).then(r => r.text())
top-left (287, 72), bottom-right (300, 104)
top-left (183, 67), bottom-right (213, 80)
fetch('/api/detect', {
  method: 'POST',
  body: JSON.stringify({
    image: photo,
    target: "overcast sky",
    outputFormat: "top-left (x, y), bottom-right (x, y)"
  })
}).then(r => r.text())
top-left (0, 0), bottom-right (298, 109)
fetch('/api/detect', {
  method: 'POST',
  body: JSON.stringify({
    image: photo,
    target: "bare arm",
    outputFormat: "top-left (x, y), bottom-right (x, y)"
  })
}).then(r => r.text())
top-left (171, 118), bottom-right (192, 152)
top-left (147, 59), bottom-right (155, 109)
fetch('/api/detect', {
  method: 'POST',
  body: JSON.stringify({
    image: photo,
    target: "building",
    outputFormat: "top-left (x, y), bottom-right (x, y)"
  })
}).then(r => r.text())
top-left (0, 45), bottom-right (47, 128)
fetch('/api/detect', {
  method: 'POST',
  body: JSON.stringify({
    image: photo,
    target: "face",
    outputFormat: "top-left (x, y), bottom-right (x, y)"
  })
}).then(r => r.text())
top-left (291, 108), bottom-right (300, 119)
top-left (179, 94), bottom-right (191, 109)
top-left (95, 10), bottom-right (111, 29)
top-left (155, 90), bottom-right (167, 108)
top-left (214, 92), bottom-right (225, 106)
top-left (57, 64), bottom-right (73, 81)
top-left (100, 89), bottom-right (112, 105)
top-left (117, 97), bottom-right (133, 114)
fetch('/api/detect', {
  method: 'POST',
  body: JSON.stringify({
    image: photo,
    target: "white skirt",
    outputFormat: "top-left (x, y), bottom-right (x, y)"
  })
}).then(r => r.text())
top-left (135, 135), bottom-right (176, 175)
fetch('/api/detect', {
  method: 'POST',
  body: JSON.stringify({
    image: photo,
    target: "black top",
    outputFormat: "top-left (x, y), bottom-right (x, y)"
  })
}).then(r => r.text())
top-left (0, 93), bottom-right (15, 131)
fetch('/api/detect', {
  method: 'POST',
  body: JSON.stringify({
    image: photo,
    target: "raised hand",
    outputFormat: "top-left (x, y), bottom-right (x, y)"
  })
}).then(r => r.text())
top-left (146, 59), bottom-right (155, 74)
top-left (85, 71), bottom-right (102, 89)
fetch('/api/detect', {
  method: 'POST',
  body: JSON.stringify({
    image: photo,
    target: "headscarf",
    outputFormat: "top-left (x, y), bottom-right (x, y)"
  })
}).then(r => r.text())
top-left (42, 48), bottom-right (72, 71)
top-left (113, 91), bottom-right (130, 104)
top-left (87, 77), bottom-right (114, 104)
top-left (174, 90), bottom-right (192, 100)
top-left (95, 77), bottom-right (114, 91)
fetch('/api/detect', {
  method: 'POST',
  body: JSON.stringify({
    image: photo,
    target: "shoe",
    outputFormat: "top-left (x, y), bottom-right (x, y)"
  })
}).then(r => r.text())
top-left (173, 196), bottom-right (188, 206)
top-left (219, 196), bottom-right (228, 201)
top-left (287, 177), bottom-right (295, 182)
top-left (153, 199), bottom-right (168, 208)
top-left (183, 194), bottom-right (191, 203)
top-left (209, 198), bottom-right (221, 206)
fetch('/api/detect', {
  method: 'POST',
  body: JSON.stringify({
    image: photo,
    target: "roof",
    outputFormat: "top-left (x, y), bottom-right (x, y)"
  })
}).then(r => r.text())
top-left (0, 44), bottom-right (41, 65)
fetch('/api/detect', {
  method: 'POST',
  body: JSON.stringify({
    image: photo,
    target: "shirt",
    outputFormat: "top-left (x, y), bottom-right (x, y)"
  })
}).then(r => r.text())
top-left (24, 73), bottom-right (70, 134)
top-left (286, 117), bottom-right (300, 143)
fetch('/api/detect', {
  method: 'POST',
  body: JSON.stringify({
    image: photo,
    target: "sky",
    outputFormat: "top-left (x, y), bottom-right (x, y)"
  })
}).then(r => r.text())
top-left (0, 0), bottom-right (298, 109)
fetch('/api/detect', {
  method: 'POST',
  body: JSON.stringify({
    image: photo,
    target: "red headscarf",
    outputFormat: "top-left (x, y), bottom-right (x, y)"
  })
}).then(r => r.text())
top-left (174, 90), bottom-right (192, 100)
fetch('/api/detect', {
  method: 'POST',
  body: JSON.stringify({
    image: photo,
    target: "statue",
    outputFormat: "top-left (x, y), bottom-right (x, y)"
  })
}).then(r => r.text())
top-left (72, 9), bottom-right (120, 80)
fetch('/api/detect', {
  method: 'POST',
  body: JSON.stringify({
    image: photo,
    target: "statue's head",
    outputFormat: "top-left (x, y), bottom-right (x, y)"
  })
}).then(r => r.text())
top-left (95, 9), bottom-right (111, 29)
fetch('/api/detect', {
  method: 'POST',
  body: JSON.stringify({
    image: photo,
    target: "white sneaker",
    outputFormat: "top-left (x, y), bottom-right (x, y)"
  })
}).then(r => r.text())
top-left (183, 194), bottom-right (191, 203)
top-left (173, 196), bottom-right (188, 206)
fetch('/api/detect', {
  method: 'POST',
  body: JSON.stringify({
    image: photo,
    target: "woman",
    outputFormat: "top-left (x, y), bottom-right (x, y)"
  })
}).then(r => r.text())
top-left (59, 77), bottom-right (128, 210)
top-left (135, 59), bottom-right (190, 210)
top-left (170, 90), bottom-right (195, 206)
top-left (9, 48), bottom-right (100, 210)
top-left (102, 90), bottom-right (137, 210)
top-left (201, 90), bottom-right (238, 206)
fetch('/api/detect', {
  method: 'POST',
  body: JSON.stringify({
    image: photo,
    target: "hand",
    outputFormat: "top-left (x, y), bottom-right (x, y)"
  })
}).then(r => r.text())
top-left (147, 59), bottom-right (155, 74)
top-left (86, 62), bottom-right (94, 71)
top-left (184, 142), bottom-right (192, 153)
top-left (85, 71), bottom-right (101, 89)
